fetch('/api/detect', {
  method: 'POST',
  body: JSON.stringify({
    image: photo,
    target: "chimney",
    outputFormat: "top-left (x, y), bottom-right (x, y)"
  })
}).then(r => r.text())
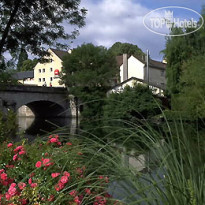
top-left (123, 54), bottom-right (128, 81)
top-left (146, 50), bottom-right (149, 84)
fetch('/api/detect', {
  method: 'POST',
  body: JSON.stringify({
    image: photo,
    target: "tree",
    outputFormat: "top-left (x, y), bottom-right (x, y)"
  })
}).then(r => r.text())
top-left (61, 43), bottom-right (119, 118)
top-left (162, 27), bottom-right (195, 95)
top-left (0, 0), bottom-right (86, 64)
top-left (103, 84), bottom-right (161, 121)
top-left (109, 42), bottom-right (145, 57)
top-left (19, 59), bottom-right (38, 71)
top-left (172, 54), bottom-right (205, 119)
top-left (162, 8), bottom-right (205, 96)
top-left (17, 47), bottom-right (28, 71)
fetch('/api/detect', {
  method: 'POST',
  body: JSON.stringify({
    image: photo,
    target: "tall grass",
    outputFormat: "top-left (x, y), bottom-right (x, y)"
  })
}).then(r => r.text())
top-left (74, 116), bottom-right (205, 205)
top-left (2, 114), bottom-right (204, 204)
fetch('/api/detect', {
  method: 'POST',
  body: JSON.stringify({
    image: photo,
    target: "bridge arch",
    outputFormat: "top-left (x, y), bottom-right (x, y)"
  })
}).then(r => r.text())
top-left (0, 85), bottom-right (71, 118)
top-left (18, 100), bottom-right (66, 118)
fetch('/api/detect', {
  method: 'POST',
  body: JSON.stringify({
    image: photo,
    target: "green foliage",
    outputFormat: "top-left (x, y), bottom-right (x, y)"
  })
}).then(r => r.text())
top-left (17, 47), bottom-right (28, 71)
top-left (0, 136), bottom-right (120, 204)
top-left (61, 43), bottom-right (119, 119)
top-left (162, 9), bottom-right (205, 96)
top-left (109, 42), bottom-right (145, 57)
top-left (19, 58), bottom-right (38, 71)
top-left (0, 70), bottom-right (18, 86)
top-left (0, 110), bottom-right (17, 142)
top-left (0, 0), bottom-right (86, 59)
top-left (162, 27), bottom-right (196, 95)
top-left (103, 84), bottom-right (161, 121)
top-left (171, 54), bottom-right (205, 119)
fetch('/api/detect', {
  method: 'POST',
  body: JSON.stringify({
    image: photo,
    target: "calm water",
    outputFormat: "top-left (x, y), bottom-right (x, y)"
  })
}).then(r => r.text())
top-left (16, 116), bottom-right (77, 141)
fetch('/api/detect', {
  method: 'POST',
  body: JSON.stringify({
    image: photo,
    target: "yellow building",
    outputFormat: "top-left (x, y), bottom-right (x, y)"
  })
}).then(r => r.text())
top-left (33, 48), bottom-right (69, 87)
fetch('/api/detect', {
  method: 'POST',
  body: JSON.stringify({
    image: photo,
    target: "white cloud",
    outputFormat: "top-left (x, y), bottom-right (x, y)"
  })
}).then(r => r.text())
top-left (66, 0), bottom-right (167, 61)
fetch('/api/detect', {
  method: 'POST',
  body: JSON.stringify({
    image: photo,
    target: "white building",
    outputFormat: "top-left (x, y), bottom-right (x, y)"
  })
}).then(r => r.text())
top-left (110, 54), bottom-right (167, 96)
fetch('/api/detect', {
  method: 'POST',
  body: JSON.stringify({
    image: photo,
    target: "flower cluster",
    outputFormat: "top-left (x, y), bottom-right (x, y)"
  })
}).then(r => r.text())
top-left (35, 157), bottom-right (54, 170)
top-left (0, 137), bottom-right (122, 204)
top-left (54, 171), bottom-right (70, 191)
top-left (12, 145), bottom-right (26, 161)
top-left (48, 134), bottom-right (61, 146)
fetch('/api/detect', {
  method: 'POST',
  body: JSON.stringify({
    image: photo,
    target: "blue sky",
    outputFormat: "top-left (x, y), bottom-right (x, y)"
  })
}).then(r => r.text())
top-left (68, 0), bottom-right (205, 61)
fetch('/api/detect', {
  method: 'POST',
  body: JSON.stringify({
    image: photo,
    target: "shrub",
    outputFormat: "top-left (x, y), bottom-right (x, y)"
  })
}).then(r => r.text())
top-left (0, 135), bottom-right (122, 204)
top-left (0, 110), bottom-right (17, 142)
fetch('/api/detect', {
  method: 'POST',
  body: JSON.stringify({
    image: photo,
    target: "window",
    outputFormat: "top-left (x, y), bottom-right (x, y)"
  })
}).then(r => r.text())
top-left (161, 70), bottom-right (165, 77)
top-left (50, 77), bottom-right (53, 81)
top-left (38, 78), bottom-right (41, 82)
top-left (43, 78), bottom-right (45, 82)
top-left (43, 68), bottom-right (45, 73)
top-left (39, 69), bottom-right (41, 73)
top-left (50, 67), bottom-right (53, 72)
top-left (50, 59), bottom-right (53, 63)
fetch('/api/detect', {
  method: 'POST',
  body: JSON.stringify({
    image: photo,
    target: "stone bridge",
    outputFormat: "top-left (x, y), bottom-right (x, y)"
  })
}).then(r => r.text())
top-left (0, 85), bottom-right (72, 118)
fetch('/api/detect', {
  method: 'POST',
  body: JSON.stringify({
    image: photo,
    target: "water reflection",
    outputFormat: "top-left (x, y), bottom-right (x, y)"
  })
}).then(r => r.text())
top-left (16, 116), bottom-right (76, 142)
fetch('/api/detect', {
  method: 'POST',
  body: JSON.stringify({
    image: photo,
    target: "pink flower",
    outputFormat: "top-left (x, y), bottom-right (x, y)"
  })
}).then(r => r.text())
top-left (50, 138), bottom-right (58, 143)
top-left (60, 176), bottom-right (68, 184)
top-left (7, 143), bottom-right (13, 148)
top-left (57, 141), bottom-right (61, 146)
top-left (14, 146), bottom-right (23, 152)
top-left (0, 173), bottom-right (7, 180)
top-left (85, 188), bottom-right (91, 195)
top-left (0, 169), bottom-right (5, 174)
top-left (66, 142), bottom-right (72, 146)
top-left (69, 190), bottom-right (77, 197)
top-left (13, 154), bottom-right (18, 161)
top-left (63, 171), bottom-right (70, 177)
top-left (28, 178), bottom-right (32, 185)
top-left (30, 183), bottom-right (37, 188)
top-left (55, 182), bottom-right (64, 191)
top-left (74, 196), bottom-right (81, 204)
top-left (20, 199), bottom-right (27, 205)
top-left (18, 182), bottom-right (26, 190)
top-left (44, 162), bottom-right (53, 167)
top-left (35, 161), bottom-right (42, 168)
top-left (8, 183), bottom-right (17, 196)
top-left (42, 158), bottom-right (50, 165)
top-left (98, 176), bottom-right (104, 179)
top-left (51, 173), bottom-right (60, 178)
top-left (19, 150), bottom-right (26, 155)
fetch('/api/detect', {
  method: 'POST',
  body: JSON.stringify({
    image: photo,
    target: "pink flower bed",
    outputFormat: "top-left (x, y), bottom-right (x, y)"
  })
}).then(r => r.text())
top-left (0, 135), bottom-right (122, 205)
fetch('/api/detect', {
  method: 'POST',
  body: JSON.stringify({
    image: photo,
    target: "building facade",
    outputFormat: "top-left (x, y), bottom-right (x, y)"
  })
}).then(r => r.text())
top-left (112, 54), bottom-right (167, 95)
top-left (33, 48), bottom-right (69, 87)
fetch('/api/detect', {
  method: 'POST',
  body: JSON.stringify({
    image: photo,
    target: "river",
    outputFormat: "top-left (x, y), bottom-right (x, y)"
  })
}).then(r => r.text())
top-left (16, 116), bottom-right (77, 142)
